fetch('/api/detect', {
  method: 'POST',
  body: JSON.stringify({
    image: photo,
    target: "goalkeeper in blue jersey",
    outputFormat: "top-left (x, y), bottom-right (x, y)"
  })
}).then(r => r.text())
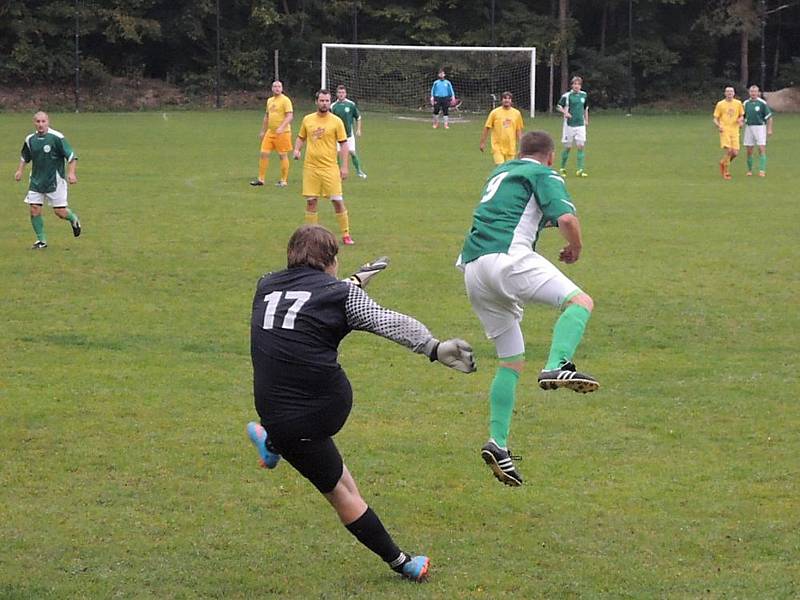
top-left (430, 69), bottom-right (455, 130)
top-left (458, 130), bottom-right (598, 487)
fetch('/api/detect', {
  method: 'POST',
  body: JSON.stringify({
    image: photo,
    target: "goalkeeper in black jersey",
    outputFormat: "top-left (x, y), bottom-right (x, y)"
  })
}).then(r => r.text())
top-left (246, 225), bottom-right (475, 582)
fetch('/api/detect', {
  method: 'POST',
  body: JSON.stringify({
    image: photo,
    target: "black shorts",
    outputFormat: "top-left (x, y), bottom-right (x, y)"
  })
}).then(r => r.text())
top-left (433, 96), bottom-right (450, 116)
top-left (265, 385), bottom-right (353, 494)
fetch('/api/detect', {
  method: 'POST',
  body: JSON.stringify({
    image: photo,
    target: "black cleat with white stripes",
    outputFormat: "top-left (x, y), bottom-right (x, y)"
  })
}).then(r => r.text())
top-left (538, 361), bottom-right (599, 393)
top-left (481, 440), bottom-right (523, 487)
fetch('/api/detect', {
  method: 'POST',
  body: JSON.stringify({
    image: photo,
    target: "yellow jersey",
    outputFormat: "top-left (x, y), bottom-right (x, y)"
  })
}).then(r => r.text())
top-left (298, 112), bottom-right (347, 170)
top-left (266, 94), bottom-right (293, 133)
top-left (713, 99), bottom-right (744, 130)
top-left (484, 106), bottom-right (524, 155)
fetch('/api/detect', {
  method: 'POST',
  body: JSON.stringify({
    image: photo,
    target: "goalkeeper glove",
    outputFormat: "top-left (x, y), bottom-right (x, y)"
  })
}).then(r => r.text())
top-left (429, 338), bottom-right (476, 373)
top-left (345, 256), bottom-right (390, 288)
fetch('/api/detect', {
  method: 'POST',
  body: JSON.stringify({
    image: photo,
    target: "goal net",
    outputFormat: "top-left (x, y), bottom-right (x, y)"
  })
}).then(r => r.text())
top-left (321, 44), bottom-right (536, 118)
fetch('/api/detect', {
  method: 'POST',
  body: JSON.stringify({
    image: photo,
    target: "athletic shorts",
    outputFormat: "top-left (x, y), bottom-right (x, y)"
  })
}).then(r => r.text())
top-left (433, 97), bottom-right (450, 116)
top-left (303, 165), bottom-right (343, 199)
top-left (464, 251), bottom-right (579, 340)
top-left (743, 125), bottom-right (767, 147)
top-left (492, 150), bottom-right (516, 165)
top-left (265, 387), bottom-right (353, 494)
top-left (337, 135), bottom-right (356, 153)
top-left (24, 175), bottom-right (68, 207)
top-left (562, 124), bottom-right (586, 146)
top-left (261, 131), bottom-right (292, 154)
top-left (719, 129), bottom-right (740, 150)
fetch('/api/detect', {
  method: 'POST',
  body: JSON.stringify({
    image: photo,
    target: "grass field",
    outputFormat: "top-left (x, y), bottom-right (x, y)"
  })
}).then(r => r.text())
top-left (1, 108), bottom-right (799, 599)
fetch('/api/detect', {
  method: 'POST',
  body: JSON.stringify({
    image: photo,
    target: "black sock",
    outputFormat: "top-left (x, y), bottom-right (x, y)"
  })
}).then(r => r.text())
top-left (344, 507), bottom-right (407, 570)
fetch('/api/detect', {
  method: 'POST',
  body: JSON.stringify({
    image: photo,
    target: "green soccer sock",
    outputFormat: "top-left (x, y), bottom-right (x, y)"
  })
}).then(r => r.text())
top-left (31, 214), bottom-right (46, 242)
top-left (560, 148), bottom-right (570, 168)
top-left (489, 365), bottom-right (520, 448)
top-left (746, 154), bottom-right (753, 171)
top-left (351, 153), bottom-right (363, 173)
top-left (759, 154), bottom-right (767, 172)
top-left (577, 148), bottom-right (586, 170)
top-left (544, 304), bottom-right (592, 370)
top-left (65, 209), bottom-right (78, 224)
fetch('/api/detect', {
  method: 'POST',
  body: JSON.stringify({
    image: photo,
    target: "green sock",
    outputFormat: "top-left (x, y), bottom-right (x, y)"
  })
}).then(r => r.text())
top-left (545, 304), bottom-right (591, 370)
top-left (577, 149), bottom-right (586, 170)
top-left (31, 214), bottom-right (46, 242)
top-left (489, 365), bottom-right (520, 448)
top-left (759, 154), bottom-right (766, 172)
top-left (560, 149), bottom-right (570, 168)
top-left (351, 153), bottom-right (362, 173)
top-left (65, 209), bottom-right (78, 224)
top-left (746, 154), bottom-right (753, 171)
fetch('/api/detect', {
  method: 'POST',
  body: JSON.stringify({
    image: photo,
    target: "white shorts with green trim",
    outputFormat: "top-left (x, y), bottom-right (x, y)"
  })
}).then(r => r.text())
top-left (24, 174), bottom-right (68, 208)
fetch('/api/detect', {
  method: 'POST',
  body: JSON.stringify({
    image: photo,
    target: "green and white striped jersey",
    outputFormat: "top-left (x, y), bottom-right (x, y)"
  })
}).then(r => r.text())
top-left (743, 98), bottom-right (772, 126)
top-left (20, 129), bottom-right (77, 193)
top-left (558, 90), bottom-right (588, 127)
top-left (331, 99), bottom-right (361, 137)
top-left (460, 158), bottom-right (576, 264)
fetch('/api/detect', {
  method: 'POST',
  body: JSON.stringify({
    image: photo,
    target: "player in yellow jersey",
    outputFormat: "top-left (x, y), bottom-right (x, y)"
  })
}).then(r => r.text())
top-left (293, 90), bottom-right (354, 245)
top-left (251, 80), bottom-right (294, 188)
top-left (712, 86), bottom-right (744, 180)
top-left (479, 91), bottom-right (524, 164)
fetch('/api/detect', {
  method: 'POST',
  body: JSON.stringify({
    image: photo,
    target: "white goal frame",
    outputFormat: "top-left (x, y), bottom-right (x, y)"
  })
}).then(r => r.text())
top-left (321, 43), bottom-right (537, 118)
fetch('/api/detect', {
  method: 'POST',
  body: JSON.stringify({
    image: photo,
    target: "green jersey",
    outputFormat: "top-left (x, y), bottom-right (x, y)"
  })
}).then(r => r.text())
top-left (460, 158), bottom-right (576, 263)
top-left (558, 90), bottom-right (588, 127)
top-left (20, 129), bottom-right (77, 193)
top-left (743, 98), bottom-right (772, 126)
top-left (330, 99), bottom-right (361, 137)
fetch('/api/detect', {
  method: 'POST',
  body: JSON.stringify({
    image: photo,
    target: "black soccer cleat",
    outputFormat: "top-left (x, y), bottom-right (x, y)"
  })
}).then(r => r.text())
top-left (481, 440), bottom-right (523, 487)
top-left (249, 179), bottom-right (264, 186)
top-left (71, 216), bottom-right (81, 237)
top-left (31, 240), bottom-right (48, 249)
top-left (538, 361), bottom-right (599, 393)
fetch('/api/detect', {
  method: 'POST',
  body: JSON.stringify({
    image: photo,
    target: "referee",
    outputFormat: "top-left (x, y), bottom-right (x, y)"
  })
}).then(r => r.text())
top-left (246, 225), bottom-right (476, 582)
top-left (430, 69), bottom-right (455, 130)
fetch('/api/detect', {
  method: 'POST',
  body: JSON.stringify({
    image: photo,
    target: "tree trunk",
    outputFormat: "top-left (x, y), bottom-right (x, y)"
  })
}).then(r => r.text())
top-left (740, 29), bottom-right (749, 89)
top-left (600, 1), bottom-right (607, 55)
top-left (559, 0), bottom-right (569, 92)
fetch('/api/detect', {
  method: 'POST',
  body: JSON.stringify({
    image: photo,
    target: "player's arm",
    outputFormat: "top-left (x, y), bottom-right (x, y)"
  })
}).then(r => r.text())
top-left (15, 143), bottom-right (31, 181)
top-left (338, 139), bottom-right (349, 179)
top-left (275, 112), bottom-right (293, 135)
top-left (557, 213), bottom-right (583, 264)
top-left (355, 116), bottom-right (362, 137)
top-left (62, 139), bottom-right (78, 184)
top-left (259, 112), bottom-right (269, 139)
top-left (14, 158), bottom-right (26, 181)
top-left (344, 285), bottom-right (476, 373)
top-left (584, 106), bottom-right (589, 126)
top-left (766, 110), bottom-right (773, 136)
top-left (713, 105), bottom-right (723, 131)
top-left (556, 99), bottom-right (569, 119)
top-left (292, 135), bottom-right (305, 160)
top-left (479, 126), bottom-right (490, 152)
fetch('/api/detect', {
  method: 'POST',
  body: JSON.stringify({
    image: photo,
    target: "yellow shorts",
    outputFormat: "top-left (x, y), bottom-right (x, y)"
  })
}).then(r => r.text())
top-left (303, 165), bottom-right (342, 199)
top-left (719, 130), bottom-right (740, 150)
top-left (261, 131), bottom-right (292, 154)
top-left (492, 150), bottom-right (516, 164)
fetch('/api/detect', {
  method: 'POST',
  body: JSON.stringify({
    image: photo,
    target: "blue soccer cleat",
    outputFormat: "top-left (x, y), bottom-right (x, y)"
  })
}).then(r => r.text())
top-left (246, 422), bottom-right (281, 469)
top-left (401, 555), bottom-right (430, 582)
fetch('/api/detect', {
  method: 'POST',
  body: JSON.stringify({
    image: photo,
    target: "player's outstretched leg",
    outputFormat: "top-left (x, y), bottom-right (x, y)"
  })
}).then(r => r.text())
top-left (246, 422), bottom-right (281, 469)
top-left (537, 360), bottom-right (599, 393)
top-left (481, 440), bottom-right (523, 486)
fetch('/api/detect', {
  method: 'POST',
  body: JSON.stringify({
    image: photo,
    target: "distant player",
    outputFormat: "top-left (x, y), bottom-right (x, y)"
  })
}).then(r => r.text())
top-left (557, 76), bottom-right (589, 177)
top-left (293, 89), bottom-right (354, 245)
top-left (331, 85), bottom-right (367, 179)
top-left (479, 91), bottom-right (525, 164)
top-left (251, 80), bottom-right (293, 188)
top-left (14, 111), bottom-right (81, 249)
top-left (459, 130), bottom-right (598, 487)
top-left (713, 86), bottom-right (744, 180)
top-left (430, 69), bottom-right (455, 130)
top-left (743, 85), bottom-right (773, 177)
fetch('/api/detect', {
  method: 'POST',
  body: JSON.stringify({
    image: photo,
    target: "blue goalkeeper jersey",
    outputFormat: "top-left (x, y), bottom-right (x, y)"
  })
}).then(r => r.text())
top-left (431, 79), bottom-right (455, 98)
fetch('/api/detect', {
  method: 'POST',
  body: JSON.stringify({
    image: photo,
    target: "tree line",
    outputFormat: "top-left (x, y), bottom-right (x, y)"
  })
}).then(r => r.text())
top-left (2, 0), bottom-right (799, 109)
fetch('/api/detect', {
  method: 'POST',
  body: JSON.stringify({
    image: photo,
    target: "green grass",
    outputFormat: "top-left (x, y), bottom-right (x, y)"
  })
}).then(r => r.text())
top-left (1, 109), bottom-right (799, 599)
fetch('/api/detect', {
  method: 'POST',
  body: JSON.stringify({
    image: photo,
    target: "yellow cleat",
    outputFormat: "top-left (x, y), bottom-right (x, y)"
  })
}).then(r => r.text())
top-left (576, 169), bottom-right (588, 177)
top-left (559, 168), bottom-right (567, 177)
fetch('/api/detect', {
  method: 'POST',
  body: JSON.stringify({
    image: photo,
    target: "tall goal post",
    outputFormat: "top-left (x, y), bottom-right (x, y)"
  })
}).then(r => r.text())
top-left (321, 43), bottom-right (536, 118)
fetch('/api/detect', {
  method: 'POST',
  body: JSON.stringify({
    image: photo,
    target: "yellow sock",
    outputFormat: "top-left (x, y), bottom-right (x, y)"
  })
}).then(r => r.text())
top-left (279, 158), bottom-right (289, 183)
top-left (304, 211), bottom-right (318, 224)
top-left (336, 210), bottom-right (350, 236)
top-left (258, 156), bottom-right (269, 181)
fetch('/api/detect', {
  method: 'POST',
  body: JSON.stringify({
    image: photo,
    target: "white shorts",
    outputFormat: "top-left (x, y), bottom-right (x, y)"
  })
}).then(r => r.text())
top-left (562, 124), bottom-right (587, 146)
top-left (337, 135), bottom-right (356, 153)
top-left (24, 174), bottom-right (68, 207)
top-left (743, 125), bottom-right (767, 147)
top-left (464, 251), bottom-right (579, 347)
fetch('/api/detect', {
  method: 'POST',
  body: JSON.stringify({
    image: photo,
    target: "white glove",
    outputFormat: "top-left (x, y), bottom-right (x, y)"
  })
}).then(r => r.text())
top-left (431, 338), bottom-right (476, 373)
top-left (345, 256), bottom-right (390, 288)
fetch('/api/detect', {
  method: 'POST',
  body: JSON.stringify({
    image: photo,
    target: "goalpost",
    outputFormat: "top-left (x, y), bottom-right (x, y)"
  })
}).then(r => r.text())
top-left (321, 44), bottom-right (536, 118)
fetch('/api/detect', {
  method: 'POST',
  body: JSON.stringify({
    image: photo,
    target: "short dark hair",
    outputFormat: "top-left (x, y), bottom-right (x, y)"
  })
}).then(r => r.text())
top-left (519, 130), bottom-right (554, 157)
top-left (316, 89), bottom-right (331, 99)
top-left (336, 84), bottom-right (347, 91)
top-left (287, 225), bottom-right (338, 271)
top-left (501, 91), bottom-right (513, 100)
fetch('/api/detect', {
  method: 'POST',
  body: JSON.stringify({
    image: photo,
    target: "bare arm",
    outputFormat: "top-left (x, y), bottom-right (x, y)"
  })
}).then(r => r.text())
top-left (556, 213), bottom-right (583, 264)
top-left (584, 107), bottom-right (589, 126)
top-left (356, 117), bottom-right (362, 137)
top-left (556, 104), bottom-right (570, 119)
top-left (275, 112), bottom-right (293, 135)
top-left (66, 159), bottom-right (77, 184)
top-left (259, 113), bottom-right (269, 139)
top-left (14, 158), bottom-right (26, 181)
top-left (479, 127), bottom-right (490, 152)
top-left (293, 136), bottom-right (305, 160)
top-left (338, 140), bottom-right (350, 179)
top-left (767, 116), bottom-right (773, 136)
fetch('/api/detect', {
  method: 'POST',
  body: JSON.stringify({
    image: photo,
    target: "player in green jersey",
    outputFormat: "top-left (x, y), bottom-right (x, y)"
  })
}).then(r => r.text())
top-left (743, 85), bottom-right (774, 177)
top-left (332, 85), bottom-right (367, 179)
top-left (459, 130), bottom-right (598, 487)
top-left (556, 76), bottom-right (589, 177)
top-left (14, 112), bottom-right (81, 249)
